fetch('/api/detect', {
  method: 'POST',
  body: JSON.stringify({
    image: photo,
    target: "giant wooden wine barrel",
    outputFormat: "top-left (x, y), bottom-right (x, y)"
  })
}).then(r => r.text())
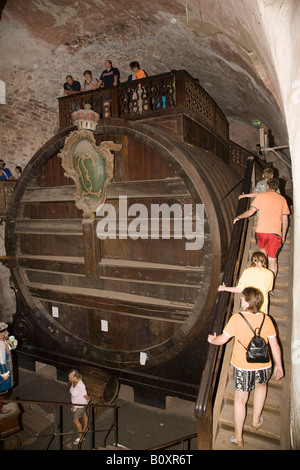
top-left (6, 119), bottom-right (241, 373)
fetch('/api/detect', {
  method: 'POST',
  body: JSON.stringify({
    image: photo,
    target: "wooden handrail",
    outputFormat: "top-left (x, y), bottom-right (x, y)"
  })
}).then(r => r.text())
top-left (194, 157), bottom-right (255, 449)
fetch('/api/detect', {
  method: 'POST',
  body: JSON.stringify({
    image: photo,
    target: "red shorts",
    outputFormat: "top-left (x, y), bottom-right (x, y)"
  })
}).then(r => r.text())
top-left (255, 232), bottom-right (282, 258)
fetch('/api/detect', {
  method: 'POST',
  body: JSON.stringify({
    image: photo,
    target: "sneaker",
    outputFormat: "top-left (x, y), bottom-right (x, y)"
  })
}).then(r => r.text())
top-left (230, 436), bottom-right (244, 447)
top-left (251, 415), bottom-right (263, 431)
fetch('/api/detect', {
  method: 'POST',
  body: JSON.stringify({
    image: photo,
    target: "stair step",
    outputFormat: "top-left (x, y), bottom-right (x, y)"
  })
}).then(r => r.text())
top-left (250, 237), bottom-right (290, 246)
top-left (223, 372), bottom-right (283, 412)
top-left (22, 403), bottom-right (54, 434)
top-left (213, 212), bottom-right (292, 451)
top-left (218, 402), bottom-right (281, 442)
top-left (271, 292), bottom-right (289, 302)
top-left (226, 367), bottom-right (284, 389)
top-left (276, 266), bottom-right (289, 275)
top-left (274, 281), bottom-right (288, 287)
top-left (214, 427), bottom-right (281, 450)
top-left (270, 305), bottom-right (290, 320)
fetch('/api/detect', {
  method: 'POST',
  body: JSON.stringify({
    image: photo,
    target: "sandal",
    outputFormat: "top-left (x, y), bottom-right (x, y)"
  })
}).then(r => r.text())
top-left (251, 415), bottom-right (263, 431)
top-left (73, 437), bottom-right (80, 445)
top-left (230, 436), bottom-right (244, 447)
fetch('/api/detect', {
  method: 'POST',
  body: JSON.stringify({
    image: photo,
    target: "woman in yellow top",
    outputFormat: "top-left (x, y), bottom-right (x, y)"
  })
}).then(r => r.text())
top-left (208, 287), bottom-right (283, 447)
top-left (218, 251), bottom-right (274, 314)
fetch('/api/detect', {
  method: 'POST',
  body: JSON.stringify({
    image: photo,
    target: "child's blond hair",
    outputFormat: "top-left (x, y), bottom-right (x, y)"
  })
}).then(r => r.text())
top-left (263, 168), bottom-right (274, 179)
top-left (251, 251), bottom-right (267, 268)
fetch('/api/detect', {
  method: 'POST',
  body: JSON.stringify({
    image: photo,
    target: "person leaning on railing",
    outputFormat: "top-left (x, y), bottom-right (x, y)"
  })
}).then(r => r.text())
top-left (63, 75), bottom-right (81, 95)
top-left (128, 61), bottom-right (147, 81)
top-left (81, 70), bottom-right (98, 91)
top-left (0, 160), bottom-right (13, 180)
top-left (14, 166), bottom-right (22, 179)
top-left (96, 60), bottom-right (120, 88)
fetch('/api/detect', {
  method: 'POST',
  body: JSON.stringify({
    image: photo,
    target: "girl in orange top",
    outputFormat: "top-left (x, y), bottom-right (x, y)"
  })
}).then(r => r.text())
top-left (129, 61), bottom-right (147, 80)
top-left (208, 287), bottom-right (283, 447)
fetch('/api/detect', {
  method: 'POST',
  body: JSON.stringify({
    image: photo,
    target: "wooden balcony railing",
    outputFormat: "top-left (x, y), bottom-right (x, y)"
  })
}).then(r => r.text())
top-left (0, 77), bottom-right (256, 219)
top-left (0, 180), bottom-right (18, 218)
top-left (58, 70), bottom-right (229, 145)
top-left (229, 140), bottom-right (263, 178)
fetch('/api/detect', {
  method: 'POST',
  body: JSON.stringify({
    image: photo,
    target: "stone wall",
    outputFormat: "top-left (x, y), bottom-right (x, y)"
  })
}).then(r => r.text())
top-left (0, 93), bottom-right (58, 173)
top-left (257, 0), bottom-right (300, 449)
top-left (0, 223), bottom-right (16, 323)
top-left (0, 0), bottom-right (289, 175)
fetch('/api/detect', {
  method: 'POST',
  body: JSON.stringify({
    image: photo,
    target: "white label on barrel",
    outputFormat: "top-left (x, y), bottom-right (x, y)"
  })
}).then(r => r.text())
top-left (52, 306), bottom-right (59, 318)
top-left (140, 352), bottom-right (148, 365)
top-left (101, 319), bottom-right (108, 332)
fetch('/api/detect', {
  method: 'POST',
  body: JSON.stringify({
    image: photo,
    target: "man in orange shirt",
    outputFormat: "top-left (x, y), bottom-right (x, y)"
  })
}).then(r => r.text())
top-left (233, 178), bottom-right (290, 277)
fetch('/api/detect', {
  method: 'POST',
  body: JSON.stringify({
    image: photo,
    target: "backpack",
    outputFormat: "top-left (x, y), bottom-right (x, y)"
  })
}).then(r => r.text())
top-left (238, 313), bottom-right (270, 363)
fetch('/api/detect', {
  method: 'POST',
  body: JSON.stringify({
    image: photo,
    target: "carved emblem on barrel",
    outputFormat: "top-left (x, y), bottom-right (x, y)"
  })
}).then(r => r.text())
top-left (58, 105), bottom-right (122, 218)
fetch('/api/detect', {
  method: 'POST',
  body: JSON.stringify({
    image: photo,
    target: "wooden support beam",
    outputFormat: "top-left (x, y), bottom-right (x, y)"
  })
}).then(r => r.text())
top-left (82, 218), bottom-right (101, 279)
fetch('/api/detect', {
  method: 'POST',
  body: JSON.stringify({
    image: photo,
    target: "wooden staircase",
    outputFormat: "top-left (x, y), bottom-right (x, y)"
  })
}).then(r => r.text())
top-left (213, 215), bottom-right (293, 450)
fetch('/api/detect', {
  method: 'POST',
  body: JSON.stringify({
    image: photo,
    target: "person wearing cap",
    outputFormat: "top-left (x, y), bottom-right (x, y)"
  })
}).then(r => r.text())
top-left (0, 322), bottom-right (17, 413)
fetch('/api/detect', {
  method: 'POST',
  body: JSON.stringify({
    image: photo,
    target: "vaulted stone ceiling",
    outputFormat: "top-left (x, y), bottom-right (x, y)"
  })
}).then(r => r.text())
top-left (0, 0), bottom-right (289, 169)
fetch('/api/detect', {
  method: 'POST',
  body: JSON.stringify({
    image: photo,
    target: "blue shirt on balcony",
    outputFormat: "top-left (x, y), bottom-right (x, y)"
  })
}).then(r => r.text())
top-left (0, 168), bottom-right (12, 180)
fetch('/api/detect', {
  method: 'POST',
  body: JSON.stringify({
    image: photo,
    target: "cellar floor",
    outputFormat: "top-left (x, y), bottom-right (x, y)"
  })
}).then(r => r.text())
top-left (4, 367), bottom-right (197, 451)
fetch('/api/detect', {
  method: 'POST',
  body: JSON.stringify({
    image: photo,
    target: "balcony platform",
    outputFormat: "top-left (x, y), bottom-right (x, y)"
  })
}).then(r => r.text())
top-left (58, 70), bottom-right (230, 162)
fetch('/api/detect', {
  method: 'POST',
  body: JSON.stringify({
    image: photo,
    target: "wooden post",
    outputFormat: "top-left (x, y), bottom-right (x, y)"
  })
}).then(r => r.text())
top-left (196, 402), bottom-right (213, 450)
top-left (0, 403), bottom-right (22, 439)
top-left (111, 86), bottom-right (119, 118)
top-left (82, 218), bottom-right (101, 279)
top-left (53, 404), bottom-right (61, 450)
top-left (174, 72), bottom-right (186, 108)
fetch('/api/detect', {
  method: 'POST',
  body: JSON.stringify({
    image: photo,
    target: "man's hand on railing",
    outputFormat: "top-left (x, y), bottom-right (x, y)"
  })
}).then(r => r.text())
top-left (233, 205), bottom-right (257, 224)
